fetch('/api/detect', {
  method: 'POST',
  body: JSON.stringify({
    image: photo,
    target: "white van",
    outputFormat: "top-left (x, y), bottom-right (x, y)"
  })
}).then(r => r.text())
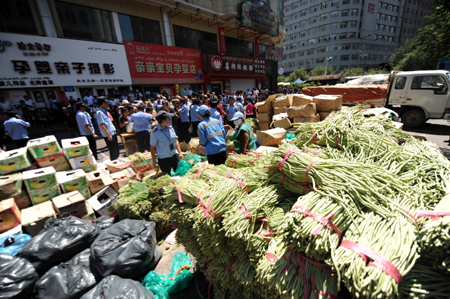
top-left (387, 70), bottom-right (450, 127)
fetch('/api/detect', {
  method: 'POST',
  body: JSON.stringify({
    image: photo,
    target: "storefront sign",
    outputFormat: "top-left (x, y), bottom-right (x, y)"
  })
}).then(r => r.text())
top-left (239, 0), bottom-right (279, 36)
top-left (207, 52), bottom-right (266, 78)
top-left (124, 41), bottom-right (204, 84)
top-left (0, 32), bottom-right (131, 89)
top-left (219, 27), bottom-right (226, 54)
top-left (63, 86), bottom-right (75, 92)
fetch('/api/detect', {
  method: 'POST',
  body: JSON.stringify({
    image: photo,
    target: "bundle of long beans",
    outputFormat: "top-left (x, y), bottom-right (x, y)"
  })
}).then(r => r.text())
top-left (332, 213), bottom-right (419, 299)
top-left (169, 177), bottom-right (210, 206)
top-left (225, 151), bottom-right (264, 168)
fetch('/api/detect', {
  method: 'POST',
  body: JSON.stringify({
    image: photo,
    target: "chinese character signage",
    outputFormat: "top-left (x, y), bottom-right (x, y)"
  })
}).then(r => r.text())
top-left (207, 52), bottom-right (266, 78)
top-left (367, 3), bottom-right (375, 14)
top-left (0, 32), bottom-right (132, 89)
top-left (124, 41), bottom-right (204, 84)
top-left (239, 0), bottom-right (279, 36)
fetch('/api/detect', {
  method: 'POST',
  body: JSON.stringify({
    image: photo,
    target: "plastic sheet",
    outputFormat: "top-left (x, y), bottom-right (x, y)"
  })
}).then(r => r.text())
top-left (0, 234), bottom-right (32, 256)
top-left (0, 253), bottom-right (39, 299)
top-left (92, 215), bottom-right (116, 231)
top-left (90, 219), bottom-right (160, 280)
top-left (184, 153), bottom-right (206, 166)
top-left (171, 160), bottom-right (192, 177)
top-left (142, 252), bottom-right (193, 298)
top-left (80, 275), bottom-right (154, 299)
top-left (20, 213), bottom-right (101, 274)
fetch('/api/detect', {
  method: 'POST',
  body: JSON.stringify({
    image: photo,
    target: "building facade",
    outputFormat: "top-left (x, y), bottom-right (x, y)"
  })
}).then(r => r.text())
top-left (279, 0), bottom-right (433, 74)
top-left (0, 0), bottom-right (285, 108)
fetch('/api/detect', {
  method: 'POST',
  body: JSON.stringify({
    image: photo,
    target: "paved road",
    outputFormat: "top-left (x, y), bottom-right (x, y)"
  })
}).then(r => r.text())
top-left (404, 119), bottom-right (450, 160)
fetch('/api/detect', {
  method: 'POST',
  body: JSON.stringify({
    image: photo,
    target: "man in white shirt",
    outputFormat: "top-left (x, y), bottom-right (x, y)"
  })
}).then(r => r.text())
top-left (128, 91), bottom-right (135, 102)
top-left (0, 97), bottom-right (13, 112)
top-left (83, 92), bottom-right (94, 106)
top-left (23, 95), bottom-right (36, 124)
top-left (188, 88), bottom-right (193, 95)
top-left (121, 92), bottom-right (128, 101)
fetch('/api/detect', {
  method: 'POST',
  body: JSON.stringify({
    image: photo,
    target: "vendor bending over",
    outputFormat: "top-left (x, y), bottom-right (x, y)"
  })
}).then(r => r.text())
top-left (228, 112), bottom-right (257, 154)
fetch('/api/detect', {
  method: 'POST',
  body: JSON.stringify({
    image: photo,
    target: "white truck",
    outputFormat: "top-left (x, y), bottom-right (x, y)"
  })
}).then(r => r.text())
top-left (386, 70), bottom-right (450, 127)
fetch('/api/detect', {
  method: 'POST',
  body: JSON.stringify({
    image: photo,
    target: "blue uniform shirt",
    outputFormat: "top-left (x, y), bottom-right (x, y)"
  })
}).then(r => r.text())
top-left (226, 102), bottom-right (245, 121)
top-left (197, 117), bottom-right (226, 155)
top-left (180, 104), bottom-right (189, 122)
top-left (76, 110), bottom-right (94, 136)
top-left (130, 111), bottom-right (153, 132)
top-left (150, 125), bottom-right (178, 159)
top-left (95, 108), bottom-right (116, 137)
top-left (210, 108), bottom-right (222, 123)
top-left (190, 104), bottom-right (201, 122)
top-left (4, 117), bottom-right (29, 140)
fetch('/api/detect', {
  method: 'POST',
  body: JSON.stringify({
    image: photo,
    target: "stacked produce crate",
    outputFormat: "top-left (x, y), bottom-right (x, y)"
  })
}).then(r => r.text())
top-left (22, 167), bottom-right (60, 205)
top-left (27, 135), bottom-right (70, 171)
top-left (56, 169), bottom-right (91, 199)
top-left (62, 137), bottom-right (97, 172)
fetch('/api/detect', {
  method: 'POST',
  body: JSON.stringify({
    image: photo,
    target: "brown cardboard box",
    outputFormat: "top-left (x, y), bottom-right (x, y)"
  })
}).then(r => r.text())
top-left (257, 128), bottom-right (287, 146)
top-left (86, 169), bottom-right (114, 194)
top-left (52, 191), bottom-right (88, 218)
top-left (189, 137), bottom-right (200, 154)
top-left (286, 103), bottom-right (317, 119)
top-left (258, 112), bottom-right (273, 123)
top-left (87, 187), bottom-right (118, 217)
top-left (319, 112), bottom-right (336, 121)
top-left (273, 107), bottom-right (286, 115)
top-left (254, 94), bottom-right (278, 113)
top-left (293, 114), bottom-right (321, 123)
top-left (106, 158), bottom-right (132, 173)
top-left (0, 173), bottom-right (22, 199)
top-left (21, 201), bottom-right (56, 236)
top-left (0, 198), bottom-right (21, 233)
top-left (259, 122), bottom-right (271, 131)
top-left (272, 96), bottom-right (291, 109)
top-left (6, 187), bottom-right (32, 209)
top-left (412, 134), bottom-right (427, 141)
top-left (313, 95), bottom-right (343, 112)
top-left (110, 167), bottom-right (136, 192)
top-left (272, 117), bottom-right (292, 129)
top-left (291, 94), bottom-right (314, 106)
top-left (179, 142), bottom-right (190, 152)
top-left (35, 152), bottom-right (71, 171)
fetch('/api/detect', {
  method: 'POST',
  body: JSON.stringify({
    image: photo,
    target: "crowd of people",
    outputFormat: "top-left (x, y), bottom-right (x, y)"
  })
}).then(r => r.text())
top-left (1, 87), bottom-right (273, 174)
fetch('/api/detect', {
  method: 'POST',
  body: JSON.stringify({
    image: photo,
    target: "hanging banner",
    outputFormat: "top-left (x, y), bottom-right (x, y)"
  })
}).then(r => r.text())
top-left (255, 36), bottom-right (260, 58)
top-left (124, 41), bottom-right (204, 84)
top-left (239, 0), bottom-right (280, 36)
top-left (219, 27), bottom-right (226, 54)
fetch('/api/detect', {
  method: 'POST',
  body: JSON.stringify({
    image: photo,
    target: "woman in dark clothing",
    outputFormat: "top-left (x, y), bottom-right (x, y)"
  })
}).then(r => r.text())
top-left (119, 107), bottom-right (130, 133)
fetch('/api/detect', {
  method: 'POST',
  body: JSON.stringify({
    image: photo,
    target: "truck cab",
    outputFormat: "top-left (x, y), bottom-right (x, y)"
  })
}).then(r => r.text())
top-left (387, 70), bottom-right (450, 127)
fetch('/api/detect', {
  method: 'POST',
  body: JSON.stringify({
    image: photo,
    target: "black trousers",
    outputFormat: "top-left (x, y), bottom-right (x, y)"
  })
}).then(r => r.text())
top-left (158, 154), bottom-right (179, 175)
top-left (104, 134), bottom-right (119, 160)
top-left (179, 122), bottom-right (190, 143)
top-left (207, 150), bottom-right (227, 165)
top-left (84, 135), bottom-right (98, 160)
top-left (191, 121), bottom-right (200, 138)
top-left (14, 138), bottom-right (29, 148)
top-left (135, 131), bottom-right (150, 153)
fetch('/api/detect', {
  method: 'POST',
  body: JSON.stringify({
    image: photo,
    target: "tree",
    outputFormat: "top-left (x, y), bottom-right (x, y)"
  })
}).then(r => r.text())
top-left (277, 74), bottom-right (289, 82)
top-left (288, 68), bottom-right (309, 82)
top-left (366, 68), bottom-right (389, 75)
top-left (339, 67), bottom-right (364, 76)
top-left (309, 65), bottom-right (335, 77)
top-left (390, 1), bottom-right (450, 70)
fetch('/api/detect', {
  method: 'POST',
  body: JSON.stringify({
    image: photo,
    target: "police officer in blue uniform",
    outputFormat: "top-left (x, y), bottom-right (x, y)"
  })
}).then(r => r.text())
top-left (197, 105), bottom-right (227, 165)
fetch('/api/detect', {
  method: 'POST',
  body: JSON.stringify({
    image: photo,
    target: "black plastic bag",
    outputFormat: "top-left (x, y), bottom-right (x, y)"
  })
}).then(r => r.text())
top-left (20, 213), bottom-right (101, 274)
top-left (0, 253), bottom-right (39, 299)
top-left (80, 275), bottom-right (154, 299)
top-left (92, 216), bottom-right (116, 231)
top-left (34, 249), bottom-right (97, 299)
top-left (90, 219), bottom-right (158, 280)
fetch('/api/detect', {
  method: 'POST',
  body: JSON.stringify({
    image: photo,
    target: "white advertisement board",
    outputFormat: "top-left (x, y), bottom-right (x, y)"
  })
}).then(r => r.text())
top-left (0, 32), bottom-right (132, 89)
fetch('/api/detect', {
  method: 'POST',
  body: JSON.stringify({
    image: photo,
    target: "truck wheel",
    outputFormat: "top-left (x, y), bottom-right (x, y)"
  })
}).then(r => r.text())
top-left (402, 109), bottom-right (426, 128)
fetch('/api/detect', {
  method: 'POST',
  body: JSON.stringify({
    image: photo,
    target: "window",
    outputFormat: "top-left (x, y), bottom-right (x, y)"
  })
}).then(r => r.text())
top-left (320, 2), bottom-right (328, 9)
top-left (382, 3), bottom-right (387, 9)
top-left (342, 10), bottom-right (349, 17)
top-left (292, 2), bottom-right (299, 9)
top-left (379, 25), bottom-right (385, 31)
top-left (329, 34), bottom-right (337, 40)
top-left (309, 17), bottom-right (317, 24)
top-left (300, 31), bottom-right (307, 37)
top-left (341, 21), bottom-right (348, 28)
top-left (331, 0), bottom-right (340, 7)
top-left (54, 1), bottom-right (117, 42)
top-left (310, 6), bottom-right (318, 13)
top-left (298, 60), bottom-right (305, 67)
top-left (342, 0), bottom-right (350, 3)
top-left (388, 5), bottom-right (393, 11)
top-left (289, 53), bottom-right (296, 59)
top-left (341, 55), bottom-right (350, 61)
top-left (411, 76), bottom-right (448, 94)
top-left (386, 15), bottom-right (391, 22)
top-left (300, 20), bottom-right (307, 27)
top-left (298, 51), bottom-right (305, 56)
top-left (308, 38), bottom-right (317, 44)
top-left (0, 0), bottom-right (42, 35)
top-left (329, 22), bottom-right (338, 30)
top-left (309, 27), bottom-right (318, 35)
top-left (317, 57), bottom-right (325, 63)
top-left (174, 25), bottom-right (218, 53)
top-left (342, 43), bottom-right (351, 50)
top-left (351, 9), bottom-right (358, 16)
top-left (330, 11), bottom-right (339, 18)
top-left (349, 21), bottom-right (357, 27)
top-left (381, 14), bottom-right (386, 21)
top-left (317, 46), bottom-right (326, 53)
top-left (300, 40), bottom-right (307, 46)
top-left (319, 25), bottom-right (327, 31)
top-left (119, 14), bottom-right (162, 45)
top-left (330, 44), bottom-right (339, 51)
top-left (339, 33), bottom-right (347, 39)
top-left (351, 54), bottom-right (359, 60)
top-left (320, 13), bottom-right (328, 21)
top-left (300, 10), bottom-right (307, 16)
top-left (307, 48), bottom-right (316, 55)
top-left (392, 17), bottom-right (397, 22)
top-left (291, 34), bottom-right (297, 40)
top-left (352, 43), bottom-right (359, 49)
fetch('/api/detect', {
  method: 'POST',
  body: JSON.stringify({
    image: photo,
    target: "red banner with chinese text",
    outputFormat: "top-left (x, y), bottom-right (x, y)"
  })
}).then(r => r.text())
top-left (124, 41), bottom-right (204, 84)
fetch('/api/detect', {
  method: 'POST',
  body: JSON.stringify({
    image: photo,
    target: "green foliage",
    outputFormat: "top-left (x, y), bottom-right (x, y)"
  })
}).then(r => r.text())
top-left (365, 68), bottom-right (389, 75)
top-left (339, 67), bottom-right (364, 76)
top-left (289, 82), bottom-right (320, 89)
top-left (277, 74), bottom-right (289, 82)
top-left (288, 68), bottom-right (309, 82)
top-left (309, 65), bottom-right (335, 77)
top-left (390, 2), bottom-right (450, 70)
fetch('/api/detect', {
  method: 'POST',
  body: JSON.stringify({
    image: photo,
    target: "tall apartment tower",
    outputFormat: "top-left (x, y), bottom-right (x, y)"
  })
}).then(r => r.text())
top-left (279, 0), bottom-right (433, 74)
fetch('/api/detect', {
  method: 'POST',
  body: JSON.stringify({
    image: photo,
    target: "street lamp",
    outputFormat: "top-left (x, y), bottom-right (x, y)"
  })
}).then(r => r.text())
top-left (324, 57), bottom-right (333, 76)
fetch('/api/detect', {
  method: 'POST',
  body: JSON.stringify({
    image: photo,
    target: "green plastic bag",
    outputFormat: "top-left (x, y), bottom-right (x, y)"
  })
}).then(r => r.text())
top-left (286, 133), bottom-right (296, 140)
top-left (170, 160), bottom-right (192, 177)
top-left (142, 252), bottom-right (193, 299)
top-left (184, 153), bottom-right (206, 166)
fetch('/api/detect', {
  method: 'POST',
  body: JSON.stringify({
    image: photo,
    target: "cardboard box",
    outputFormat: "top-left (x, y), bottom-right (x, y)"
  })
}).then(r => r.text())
top-left (27, 135), bottom-right (62, 159)
top-left (61, 137), bottom-right (90, 158)
top-left (257, 128), bottom-right (287, 146)
top-left (272, 117), bottom-right (292, 129)
top-left (0, 198), bottom-right (21, 233)
top-left (293, 114), bottom-right (321, 123)
top-left (81, 164), bottom-right (97, 173)
top-left (87, 169), bottom-right (114, 194)
top-left (291, 94), bottom-right (314, 106)
top-left (273, 107), bottom-right (287, 115)
top-left (29, 185), bottom-right (61, 205)
top-left (318, 112), bottom-right (336, 121)
top-left (106, 158), bottom-right (132, 173)
top-left (21, 201), bottom-right (56, 236)
top-left (258, 112), bottom-right (273, 123)
top-left (0, 148), bottom-right (32, 175)
top-left (189, 138), bottom-right (200, 154)
top-left (22, 167), bottom-right (57, 193)
top-left (56, 169), bottom-right (89, 194)
top-left (313, 95), bottom-right (343, 112)
top-left (412, 134), bottom-right (427, 141)
top-left (393, 121), bottom-right (404, 130)
top-left (179, 142), bottom-right (190, 153)
top-left (136, 167), bottom-right (158, 181)
top-left (0, 173), bottom-right (22, 199)
top-left (254, 94), bottom-right (278, 113)
top-left (35, 152), bottom-right (71, 171)
top-left (272, 96), bottom-right (291, 109)
top-left (110, 167), bottom-right (135, 192)
top-left (77, 187), bottom-right (91, 200)
top-left (68, 150), bottom-right (96, 169)
top-left (286, 103), bottom-right (317, 119)
top-left (82, 202), bottom-right (96, 220)
top-left (52, 191), bottom-right (88, 218)
top-left (87, 187), bottom-right (118, 217)
top-left (5, 187), bottom-right (32, 209)
top-left (259, 122), bottom-right (271, 131)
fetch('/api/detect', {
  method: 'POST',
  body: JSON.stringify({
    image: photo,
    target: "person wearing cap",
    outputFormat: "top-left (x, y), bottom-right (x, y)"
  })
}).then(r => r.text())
top-left (225, 96), bottom-right (245, 128)
top-left (150, 111), bottom-right (183, 174)
top-left (230, 112), bottom-right (256, 154)
top-left (76, 102), bottom-right (98, 160)
top-left (197, 105), bottom-right (226, 165)
top-left (4, 111), bottom-right (30, 148)
top-left (209, 97), bottom-right (222, 123)
top-left (177, 98), bottom-right (190, 143)
top-left (95, 98), bottom-right (119, 160)
top-left (122, 99), bottom-right (130, 106)
top-left (130, 105), bottom-right (154, 152)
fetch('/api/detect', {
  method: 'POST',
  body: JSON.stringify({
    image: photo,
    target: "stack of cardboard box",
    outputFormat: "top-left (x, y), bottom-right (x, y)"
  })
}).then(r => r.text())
top-left (313, 95), bottom-right (343, 120)
top-left (0, 147), bottom-right (33, 175)
top-left (27, 136), bottom-right (70, 171)
top-left (56, 169), bottom-right (91, 199)
top-left (62, 137), bottom-right (97, 172)
top-left (0, 173), bottom-right (31, 209)
top-left (52, 191), bottom-right (95, 220)
top-left (255, 94), bottom-right (278, 131)
top-left (22, 167), bottom-right (61, 205)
